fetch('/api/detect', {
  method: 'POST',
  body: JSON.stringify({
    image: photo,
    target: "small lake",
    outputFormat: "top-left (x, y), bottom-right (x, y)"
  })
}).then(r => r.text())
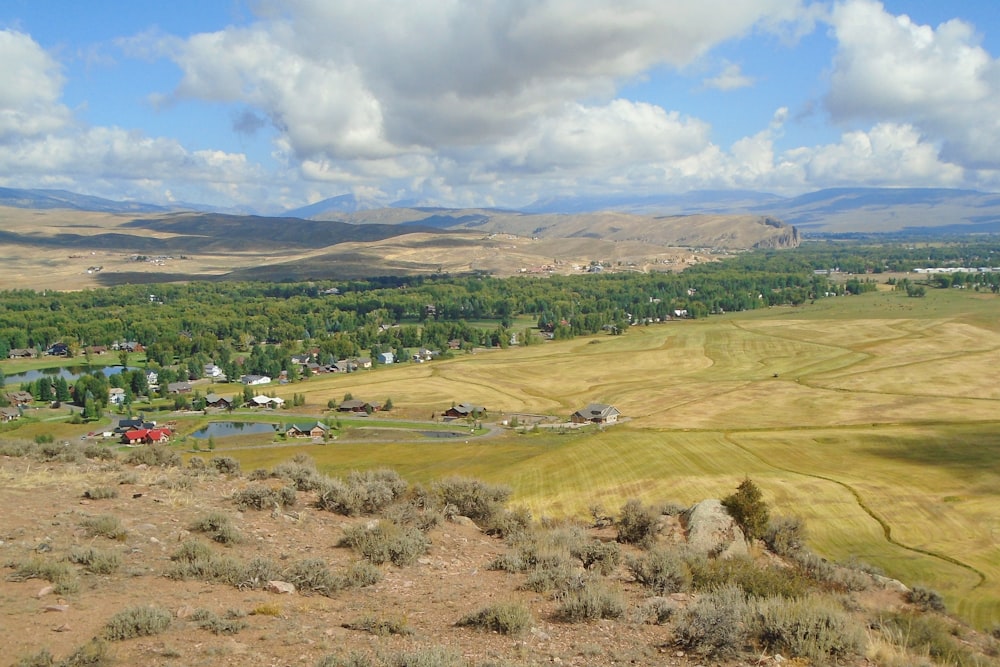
top-left (419, 430), bottom-right (464, 438)
top-left (191, 422), bottom-right (278, 439)
top-left (3, 365), bottom-right (137, 386)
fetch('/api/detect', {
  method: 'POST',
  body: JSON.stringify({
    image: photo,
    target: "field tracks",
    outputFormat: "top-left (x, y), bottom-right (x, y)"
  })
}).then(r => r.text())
top-left (721, 432), bottom-right (988, 588)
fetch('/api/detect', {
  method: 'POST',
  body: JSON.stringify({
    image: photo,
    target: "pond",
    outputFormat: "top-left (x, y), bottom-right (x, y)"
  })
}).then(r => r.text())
top-left (419, 430), bottom-right (465, 438)
top-left (191, 422), bottom-right (278, 439)
top-left (3, 365), bottom-right (137, 386)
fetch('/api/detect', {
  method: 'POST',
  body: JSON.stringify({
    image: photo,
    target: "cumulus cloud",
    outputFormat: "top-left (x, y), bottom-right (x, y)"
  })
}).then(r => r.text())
top-left (827, 0), bottom-right (1000, 168)
top-left (0, 30), bottom-right (70, 140)
top-left (162, 1), bottom-right (814, 166)
top-left (0, 29), bottom-right (269, 207)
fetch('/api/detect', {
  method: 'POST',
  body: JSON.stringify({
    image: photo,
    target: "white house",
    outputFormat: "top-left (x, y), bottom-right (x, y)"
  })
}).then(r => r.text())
top-left (145, 369), bottom-right (159, 388)
top-left (250, 395), bottom-right (285, 408)
top-left (240, 374), bottom-right (272, 386)
top-left (108, 387), bottom-right (125, 406)
top-left (203, 364), bottom-right (224, 379)
top-left (378, 352), bottom-right (394, 365)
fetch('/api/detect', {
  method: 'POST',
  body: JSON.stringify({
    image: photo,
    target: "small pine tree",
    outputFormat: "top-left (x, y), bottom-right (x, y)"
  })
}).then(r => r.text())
top-left (721, 478), bottom-right (770, 541)
top-left (207, 435), bottom-right (216, 451)
top-left (383, 397), bottom-right (393, 411)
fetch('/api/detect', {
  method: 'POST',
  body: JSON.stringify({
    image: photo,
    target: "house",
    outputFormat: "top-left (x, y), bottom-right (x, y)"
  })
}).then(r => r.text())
top-left (204, 393), bottom-right (233, 409)
top-left (413, 348), bottom-right (437, 362)
top-left (570, 403), bottom-right (621, 425)
top-left (0, 407), bottom-right (20, 423)
top-left (167, 381), bottom-right (192, 394)
top-left (331, 360), bottom-right (357, 373)
top-left (240, 374), bottom-right (271, 386)
top-left (145, 370), bottom-right (159, 388)
top-left (337, 399), bottom-right (380, 413)
top-left (290, 354), bottom-right (312, 366)
top-left (85, 345), bottom-right (108, 356)
top-left (444, 402), bottom-right (487, 419)
top-left (5, 391), bottom-right (34, 406)
top-left (108, 387), bottom-right (125, 406)
top-left (203, 364), bottom-right (224, 379)
top-left (354, 357), bottom-right (373, 369)
top-left (377, 352), bottom-right (394, 365)
top-left (112, 341), bottom-right (144, 353)
top-left (8, 348), bottom-right (36, 359)
top-left (113, 418), bottom-right (156, 435)
top-left (284, 422), bottom-right (330, 438)
top-left (250, 395), bottom-right (285, 409)
top-left (46, 342), bottom-right (70, 356)
top-left (121, 427), bottom-right (170, 445)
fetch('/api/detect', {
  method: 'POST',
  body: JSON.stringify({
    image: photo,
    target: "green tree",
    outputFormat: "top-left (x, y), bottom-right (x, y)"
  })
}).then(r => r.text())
top-left (721, 478), bottom-right (770, 541)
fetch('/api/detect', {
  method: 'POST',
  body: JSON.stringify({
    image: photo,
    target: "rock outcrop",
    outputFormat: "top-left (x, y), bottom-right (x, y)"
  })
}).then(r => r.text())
top-left (682, 499), bottom-right (749, 559)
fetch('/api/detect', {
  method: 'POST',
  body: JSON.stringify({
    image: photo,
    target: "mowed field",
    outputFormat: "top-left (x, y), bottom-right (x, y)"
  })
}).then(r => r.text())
top-left (210, 287), bottom-right (1000, 629)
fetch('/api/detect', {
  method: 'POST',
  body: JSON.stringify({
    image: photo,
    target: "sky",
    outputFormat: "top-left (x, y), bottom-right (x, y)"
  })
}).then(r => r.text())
top-left (2, 0), bottom-right (1000, 213)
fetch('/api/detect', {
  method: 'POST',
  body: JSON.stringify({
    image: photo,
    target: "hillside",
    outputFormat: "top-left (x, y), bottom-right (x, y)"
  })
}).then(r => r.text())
top-left (0, 206), bottom-right (791, 289)
top-left (2, 444), bottom-right (996, 667)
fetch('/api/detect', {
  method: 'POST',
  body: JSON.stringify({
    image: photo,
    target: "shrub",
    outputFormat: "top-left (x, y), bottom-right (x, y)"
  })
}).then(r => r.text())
top-left (68, 546), bottom-right (122, 575)
top-left (272, 461), bottom-right (326, 491)
top-left (82, 444), bottom-right (116, 461)
top-left (457, 602), bottom-right (532, 635)
top-left (79, 515), bottom-right (127, 541)
top-left (686, 554), bottom-right (810, 599)
top-left (83, 486), bottom-right (118, 500)
top-left (751, 595), bottom-right (865, 664)
top-left (433, 476), bottom-right (511, 524)
top-left (190, 512), bottom-right (243, 544)
top-left (616, 499), bottom-right (657, 546)
top-left (555, 580), bottom-right (625, 622)
top-left (190, 609), bottom-right (248, 635)
top-left (188, 456), bottom-right (206, 470)
top-left (638, 597), bottom-right (676, 625)
top-left (908, 586), bottom-right (947, 613)
top-left (484, 506), bottom-right (532, 538)
top-left (721, 478), bottom-right (769, 541)
top-left (790, 551), bottom-right (871, 592)
top-left (283, 558), bottom-right (341, 596)
top-left (765, 515), bottom-right (807, 556)
top-left (209, 456), bottom-right (241, 475)
top-left (340, 520), bottom-right (429, 566)
top-left (123, 445), bottom-right (180, 467)
top-left (344, 614), bottom-right (414, 636)
top-left (7, 557), bottom-right (78, 594)
top-left (673, 584), bottom-right (749, 659)
top-left (103, 605), bottom-right (172, 640)
top-left (60, 638), bottom-right (110, 667)
top-left (338, 561), bottom-right (383, 589)
top-left (877, 611), bottom-right (983, 667)
top-left (316, 469), bottom-right (408, 516)
top-left (232, 484), bottom-right (295, 510)
top-left (571, 539), bottom-right (621, 575)
top-left (627, 548), bottom-right (690, 594)
top-left (252, 603), bottom-right (282, 617)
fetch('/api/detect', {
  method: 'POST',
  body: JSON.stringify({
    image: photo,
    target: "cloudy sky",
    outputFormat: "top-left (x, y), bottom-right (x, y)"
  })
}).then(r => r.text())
top-left (2, 1), bottom-right (999, 212)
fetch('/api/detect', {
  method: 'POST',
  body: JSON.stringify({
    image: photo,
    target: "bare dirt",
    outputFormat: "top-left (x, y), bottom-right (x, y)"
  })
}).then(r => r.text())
top-left (0, 452), bottom-right (985, 667)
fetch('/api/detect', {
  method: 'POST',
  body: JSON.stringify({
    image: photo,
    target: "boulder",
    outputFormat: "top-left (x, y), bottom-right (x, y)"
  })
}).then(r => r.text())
top-left (682, 499), bottom-right (748, 559)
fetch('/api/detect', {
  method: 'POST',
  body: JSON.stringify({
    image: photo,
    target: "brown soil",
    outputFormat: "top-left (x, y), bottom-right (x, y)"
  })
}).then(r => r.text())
top-left (0, 454), bottom-right (977, 667)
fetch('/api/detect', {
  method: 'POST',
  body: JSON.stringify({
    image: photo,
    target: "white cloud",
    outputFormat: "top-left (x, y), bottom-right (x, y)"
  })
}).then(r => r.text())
top-left (704, 63), bottom-right (755, 91)
top-left (162, 1), bottom-right (814, 168)
top-left (827, 0), bottom-right (1000, 168)
top-left (0, 30), bottom-right (70, 140)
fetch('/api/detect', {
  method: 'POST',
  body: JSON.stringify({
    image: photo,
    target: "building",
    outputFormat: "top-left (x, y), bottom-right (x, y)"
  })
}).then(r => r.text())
top-left (570, 403), bottom-right (621, 425)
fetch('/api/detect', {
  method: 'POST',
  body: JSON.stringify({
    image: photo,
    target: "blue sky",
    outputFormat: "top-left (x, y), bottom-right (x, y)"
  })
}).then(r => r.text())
top-left (2, 1), bottom-right (999, 212)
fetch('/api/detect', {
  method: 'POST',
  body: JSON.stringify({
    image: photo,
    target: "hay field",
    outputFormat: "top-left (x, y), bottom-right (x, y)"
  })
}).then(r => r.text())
top-left (224, 287), bottom-right (1000, 628)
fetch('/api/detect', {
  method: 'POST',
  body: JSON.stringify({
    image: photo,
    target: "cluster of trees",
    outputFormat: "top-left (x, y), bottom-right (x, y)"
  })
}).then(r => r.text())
top-left (0, 255), bottom-right (840, 362)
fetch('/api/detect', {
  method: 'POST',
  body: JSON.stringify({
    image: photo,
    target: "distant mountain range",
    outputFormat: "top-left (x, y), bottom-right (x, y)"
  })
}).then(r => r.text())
top-left (3, 186), bottom-right (1000, 234)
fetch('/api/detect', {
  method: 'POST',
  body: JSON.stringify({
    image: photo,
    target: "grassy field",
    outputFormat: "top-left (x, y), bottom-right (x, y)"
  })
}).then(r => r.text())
top-left (8, 284), bottom-right (1000, 628)
top-left (189, 285), bottom-right (1000, 629)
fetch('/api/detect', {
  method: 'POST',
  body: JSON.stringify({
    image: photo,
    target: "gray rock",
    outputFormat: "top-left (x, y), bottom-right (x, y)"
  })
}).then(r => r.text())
top-left (682, 499), bottom-right (748, 559)
top-left (266, 580), bottom-right (296, 594)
